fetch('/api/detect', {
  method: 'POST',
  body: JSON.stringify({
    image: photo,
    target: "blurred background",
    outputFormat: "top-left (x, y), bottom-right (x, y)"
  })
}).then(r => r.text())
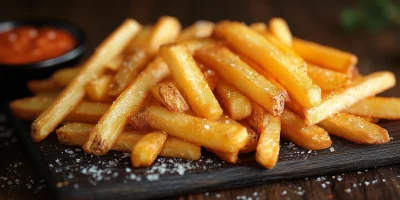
top-left (1, 0), bottom-right (399, 94)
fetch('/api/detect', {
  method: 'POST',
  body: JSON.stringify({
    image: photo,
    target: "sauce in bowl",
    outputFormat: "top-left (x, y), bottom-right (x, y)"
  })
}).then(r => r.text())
top-left (0, 26), bottom-right (76, 65)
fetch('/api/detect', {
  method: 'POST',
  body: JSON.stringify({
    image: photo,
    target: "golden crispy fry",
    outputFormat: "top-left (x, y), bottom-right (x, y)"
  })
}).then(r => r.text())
top-left (31, 19), bottom-right (141, 142)
top-left (105, 54), bottom-right (124, 71)
top-left (281, 109), bottom-right (332, 150)
top-left (268, 18), bottom-right (293, 47)
top-left (238, 54), bottom-right (289, 101)
top-left (177, 20), bottom-right (214, 42)
top-left (160, 44), bottom-right (222, 119)
top-left (83, 57), bottom-right (170, 155)
top-left (131, 131), bottom-right (167, 167)
top-left (10, 96), bottom-right (110, 123)
top-left (208, 149), bottom-right (238, 164)
top-left (86, 74), bottom-right (114, 102)
top-left (195, 46), bottom-right (285, 116)
top-left (215, 81), bottom-right (252, 120)
top-left (56, 123), bottom-right (201, 160)
top-left (151, 82), bottom-right (190, 112)
top-left (148, 16), bottom-right (181, 54)
top-left (245, 102), bottom-right (270, 133)
top-left (125, 25), bottom-right (153, 52)
top-left (27, 79), bottom-right (62, 94)
top-left (256, 115), bottom-right (280, 169)
top-left (214, 21), bottom-right (321, 107)
top-left (108, 49), bottom-right (151, 96)
top-left (319, 112), bottom-right (389, 144)
top-left (345, 97), bottom-right (400, 120)
top-left (52, 67), bottom-right (80, 86)
top-left (307, 63), bottom-right (350, 91)
top-left (145, 106), bottom-right (248, 153)
top-left (128, 95), bottom-right (164, 131)
top-left (239, 122), bottom-right (259, 153)
top-left (249, 22), bottom-right (267, 32)
top-left (293, 38), bottom-right (358, 74)
top-left (304, 71), bottom-right (396, 125)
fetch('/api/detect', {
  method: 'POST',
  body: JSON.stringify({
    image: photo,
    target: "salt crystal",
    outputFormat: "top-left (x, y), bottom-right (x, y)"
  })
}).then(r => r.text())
top-left (344, 188), bottom-right (351, 193)
top-left (329, 147), bottom-right (335, 152)
top-left (125, 168), bottom-right (132, 173)
top-left (382, 179), bottom-right (386, 182)
top-left (49, 164), bottom-right (53, 168)
top-left (281, 190), bottom-right (287, 195)
top-left (205, 192), bottom-right (209, 196)
top-left (65, 149), bottom-right (74, 154)
top-left (316, 177), bottom-right (321, 182)
top-left (322, 183), bottom-right (326, 188)
top-left (253, 192), bottom-right (258, 196)
top-left (73, 184), bottom-right (79, 189)
top-left (353, 183), bottom-right (357, 187)
top-left (337, 177), bottom-right (343, 181)
top-left (146, 174), bottom-right (160, 181)
top-left (216, 194), bottom-right (221, 198)
top-left (365, 181), bottom-right (370, 186)
top-left (204, 125), bottom-right (210, 129)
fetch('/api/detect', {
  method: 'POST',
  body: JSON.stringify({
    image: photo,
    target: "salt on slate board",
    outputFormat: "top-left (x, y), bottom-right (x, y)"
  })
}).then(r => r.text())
top-left (5, 105), bottom-right (400, 200)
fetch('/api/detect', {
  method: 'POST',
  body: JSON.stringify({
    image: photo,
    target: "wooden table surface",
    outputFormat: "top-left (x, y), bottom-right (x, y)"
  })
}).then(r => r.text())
top-left (1, 0), bottom-right (400, 199)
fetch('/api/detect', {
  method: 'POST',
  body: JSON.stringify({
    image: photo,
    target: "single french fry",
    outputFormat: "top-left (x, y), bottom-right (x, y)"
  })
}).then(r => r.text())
top-left (281, 109), bottom-right (332, 150)
top-left (52, 67), bottom-right (80, 86)
top-left (83, 57), bottom-right (170, 155)
top-left (307, 63), bottom-right (350, 91)
top-left (108, 49), bottom-right (151, 96)
top-left (268, 17), bottom-right (293, 47)
top-left (10, 96), bottom-right (110, 123)
top-left (56, 123), bottom-right (201, 160)
top-left (304, 71), bottom-right (396, 125)
top-left (160, 44), bottom-right (222, 120)
top-left (256, 115), bottom-right (280, 169)
top-left (238, 54), bottom-right (289, 101)
top-left (239, 122), bottom-right (259, 153)
top-left (345, 97), bottom-right (400, 120)
top-left (177, 20), bottom-right (214, 42)
top-left (214, 21), bottom-right (321, 107)
top-left (245, 102), bottom-right (270, 133)
top-left (151, 82), bottom-right (190, 113)
top-left (215, 81), bottom-right (252, 120)
top-left (208, 149), bottom-right (238, 164)
top-left (31, 19), bottom-right (141, 142)
top-left (105, 54), bottom-right (124, 71)
top-left (131, 131), bottom-right (167, 167)
top-left (195, 46), bottom-right (285, 116)
top-left (293, 38), bottom-right (357, 74)
top-left (319, 112), bottom-right (389, 144)
top-left (252, 29), bottom-right (307, 72)
top-left (148, 16), bottom-right (181, 54)
top-left (27, 79), bottom-right (62, 94)
top-left (86, 74), bottom-right (114, 102)
top-left (145, 106), bottom-right (248, 153)
top-left (249, 22), bottom-right (267, 32)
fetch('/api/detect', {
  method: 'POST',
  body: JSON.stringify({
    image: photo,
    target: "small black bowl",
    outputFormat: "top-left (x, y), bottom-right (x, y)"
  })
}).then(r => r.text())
top-left (0, 19), bottom-right (87, 100)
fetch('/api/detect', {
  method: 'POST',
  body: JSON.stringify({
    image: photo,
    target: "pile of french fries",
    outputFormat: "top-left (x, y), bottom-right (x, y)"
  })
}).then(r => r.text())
top-left (10, 16), bottom-right (399, 169)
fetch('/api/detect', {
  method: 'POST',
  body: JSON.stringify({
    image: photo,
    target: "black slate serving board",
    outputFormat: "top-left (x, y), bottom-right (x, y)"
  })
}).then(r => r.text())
top-left (5, 105), bottom-right (400, 200)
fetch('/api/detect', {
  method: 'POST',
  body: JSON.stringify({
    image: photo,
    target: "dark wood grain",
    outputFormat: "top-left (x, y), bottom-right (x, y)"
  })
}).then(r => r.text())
top-left (1, 0), bottom-right (400, 199)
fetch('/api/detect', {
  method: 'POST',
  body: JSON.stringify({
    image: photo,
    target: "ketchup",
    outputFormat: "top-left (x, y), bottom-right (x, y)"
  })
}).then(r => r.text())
top-left (0, 26), bottom-right (76, 65)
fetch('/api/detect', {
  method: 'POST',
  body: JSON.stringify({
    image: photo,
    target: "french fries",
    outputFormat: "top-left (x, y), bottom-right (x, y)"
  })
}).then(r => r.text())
top-left (304, 71), bottom-right (396, 125)
top-left (246, 102), bottom-right (270, 133)
top-left (208, 149), bottom-right (238, 164)
top-left (86, 74), bottom-right (114, 102)
top-left (345, 97), bottom-right (400, 120)
top-left (307, 63), bottom-right (350, 91)
top-left (195, 45), bottom-right (285, 116)
top-left (239, 123), bottom-right (259, 153)
top-left (256, 115), bottom-right (280, 169)
top-left (214, 21), bottom-right (321, 107)
top-left (125, 26), bottom-right (153, 52)
top-left (83, 57), bottom-right (170, 155)
top-left (160, 44), bottom-right (222, 120)
top-left (151, 82), bottom-right (190, 113)
top-left (293, 38), bottom-right (358, 74)
top-left (281, 109), bottom-right (332, 150)
top-left (215, 81), bottom-right (252, 120)
top-left (27, 79), bottom-right (62, 94)
top-left (145, 106), bottom-right (248, 153)
top-left (268, 18), bottom-right (293, 47)
top-left (105, 54), bottom-right (124, 71)
top-left (131, 131), bottom-right (167, 167)
top-left (148, 16), bottom-right (181, 54)
top-left (56, 123), bottom-right (201, 160)
top-left (10, 96), bottom-right (109, 123)
top-left (319, 113), bottom-right (389, 144)
top-left (177, 20), bottom-right (214, 42)
top-left (52, 67), bottom-right (80, 86)
top-left (31, 19), bottom-right (141, 142)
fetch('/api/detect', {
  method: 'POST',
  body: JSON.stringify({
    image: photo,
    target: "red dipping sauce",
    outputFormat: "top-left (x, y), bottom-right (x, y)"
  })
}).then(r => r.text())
top-left (0, 26), bottom-right (76, 65)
